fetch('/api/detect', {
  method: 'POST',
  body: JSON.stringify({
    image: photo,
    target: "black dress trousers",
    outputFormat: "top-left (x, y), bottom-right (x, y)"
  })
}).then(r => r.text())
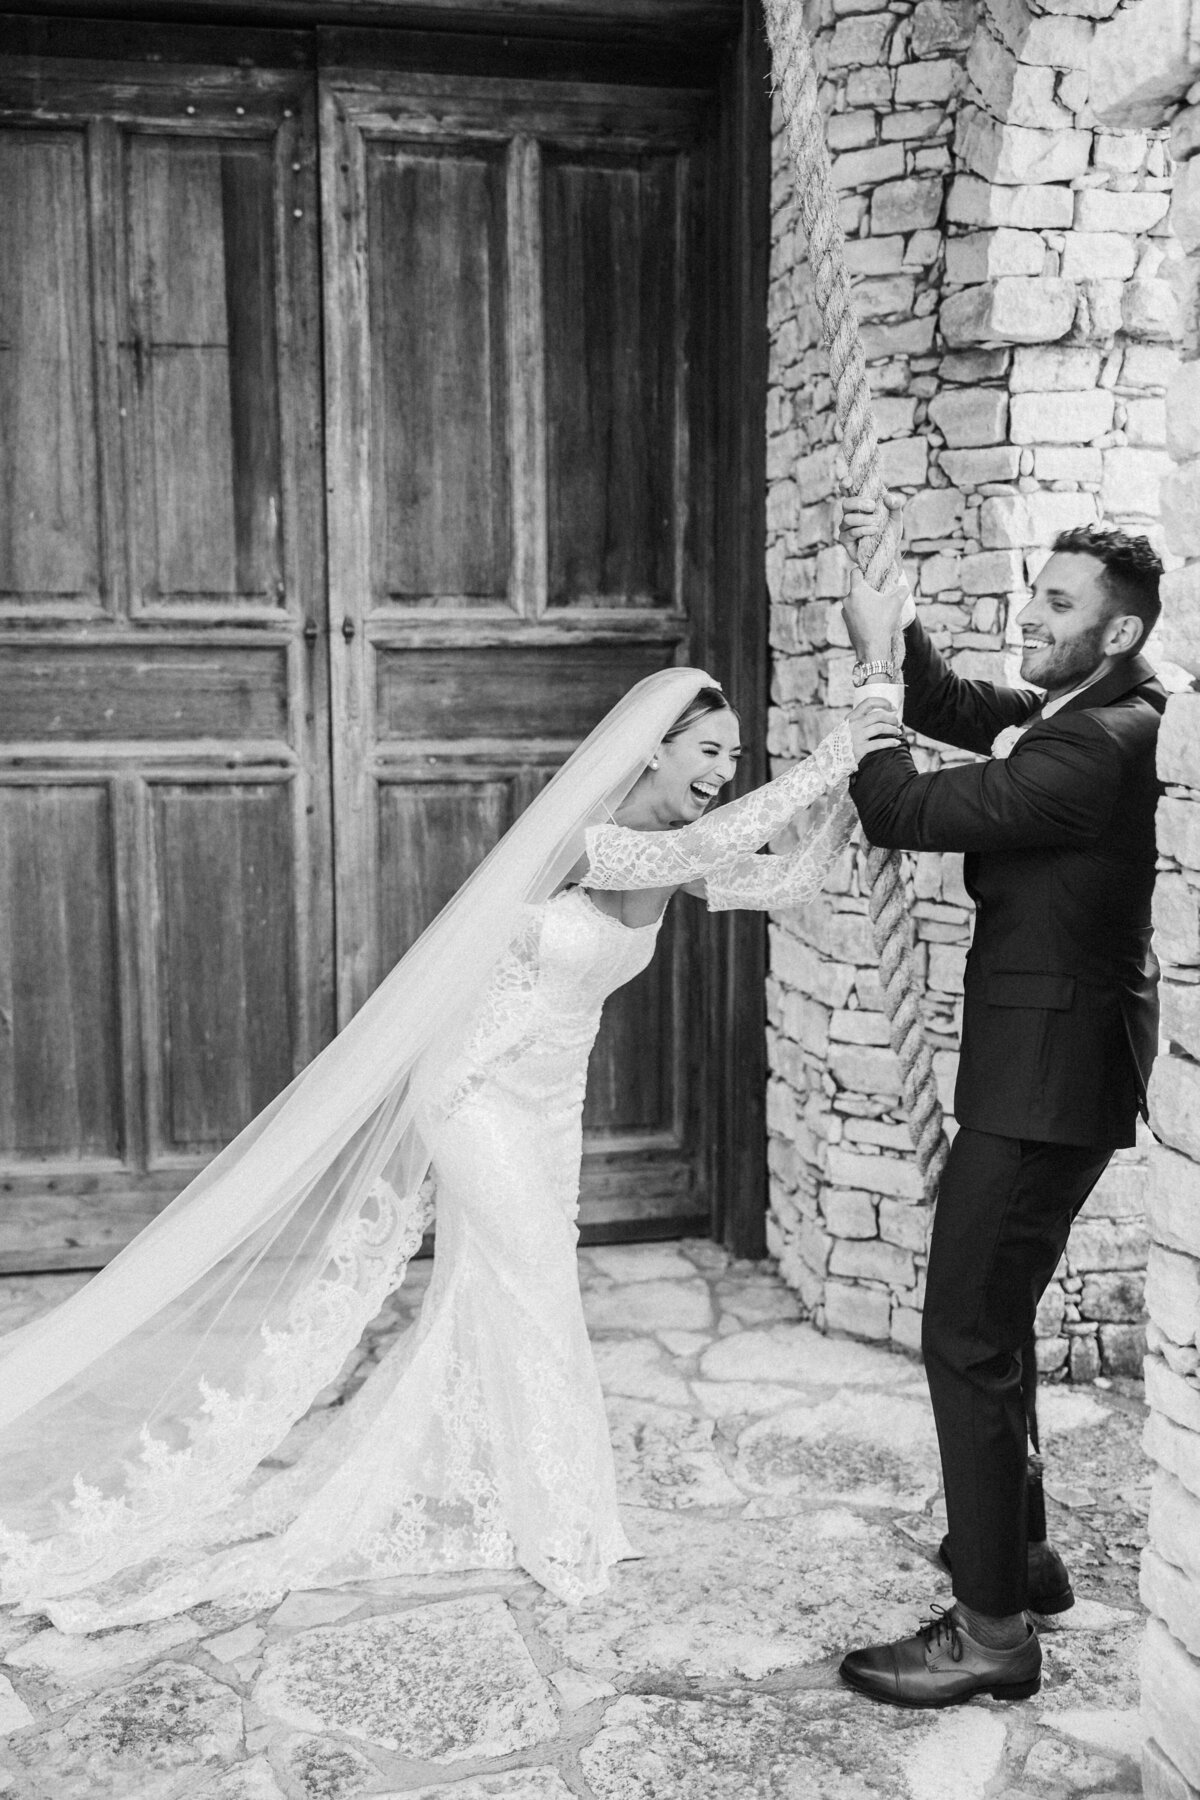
top-left (921, 1127), bottom-right (1113, 1617)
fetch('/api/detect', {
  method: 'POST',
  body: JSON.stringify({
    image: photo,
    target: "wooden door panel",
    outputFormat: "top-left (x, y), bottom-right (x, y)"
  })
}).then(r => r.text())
top-left (375, 774), bottom-right (516, 978)
top-left (367, 143), bottom-right (511, 605)
top-left (148, 780), bottom-right (297, 1158)
top-left (0, 51), bottom-right (330, 1271)
top-left (0, 643), bottom-right (289, 742)
top-left (126, 134), bottom-right (285, 607)
top-left (323, 66), bottom-right (713, 1237)
top-left (374, 761), bottom-right (560, 986)
top-left (373, 643), bottom-right (673, 742)
top-left (583, 914), bottom-right (679, 1135)
top-left (0, 129), bottom-right (102, 607)
top-left (543, 150), bottom-right (683, 609)
top-left (0, 783), bottom-right (121, 1158)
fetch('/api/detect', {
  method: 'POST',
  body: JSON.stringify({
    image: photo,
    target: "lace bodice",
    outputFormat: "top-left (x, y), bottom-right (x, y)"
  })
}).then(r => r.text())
top-left (582, 720), bottom-right (856, 890)
top-left (432, 887), bottom-right (662, 1118)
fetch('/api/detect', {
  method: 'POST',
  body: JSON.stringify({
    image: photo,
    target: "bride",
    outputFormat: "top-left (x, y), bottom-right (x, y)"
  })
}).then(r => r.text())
top-left (0, 669), bottom-right (899, 1630)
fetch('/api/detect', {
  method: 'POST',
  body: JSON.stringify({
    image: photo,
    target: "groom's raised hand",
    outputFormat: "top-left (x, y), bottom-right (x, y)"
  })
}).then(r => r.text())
top-left (841, 569), bottom-right (911, 665)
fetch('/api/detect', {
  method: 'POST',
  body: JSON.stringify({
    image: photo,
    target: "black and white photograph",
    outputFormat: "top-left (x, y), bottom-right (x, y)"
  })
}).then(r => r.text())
top-left (0, 0), bottom-right (1198, 1792)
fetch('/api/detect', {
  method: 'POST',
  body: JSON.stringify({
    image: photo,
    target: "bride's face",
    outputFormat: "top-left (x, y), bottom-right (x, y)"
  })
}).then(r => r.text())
top-left (651, 708), bottom-right (743, 824)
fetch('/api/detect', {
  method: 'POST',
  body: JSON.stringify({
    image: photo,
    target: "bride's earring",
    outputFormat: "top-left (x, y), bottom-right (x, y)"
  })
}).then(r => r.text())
top-left (650, 757), bottom-right (660, 770)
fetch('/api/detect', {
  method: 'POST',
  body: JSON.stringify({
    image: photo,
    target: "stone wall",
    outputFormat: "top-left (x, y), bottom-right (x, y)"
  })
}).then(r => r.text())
top-left (1086, 1), bottom-right (1200, 1792)
top-left (764, 0), bottom-right (1183, 1379)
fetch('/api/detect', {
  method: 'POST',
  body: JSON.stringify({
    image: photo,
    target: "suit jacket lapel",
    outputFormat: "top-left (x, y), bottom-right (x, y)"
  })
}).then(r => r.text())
top-left (1054, 654), bottom-right (1163, 718)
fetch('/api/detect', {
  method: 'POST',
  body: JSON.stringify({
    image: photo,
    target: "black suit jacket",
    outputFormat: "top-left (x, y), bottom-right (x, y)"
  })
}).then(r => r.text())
top-left (851, 619), bottom-right (1166, 1148)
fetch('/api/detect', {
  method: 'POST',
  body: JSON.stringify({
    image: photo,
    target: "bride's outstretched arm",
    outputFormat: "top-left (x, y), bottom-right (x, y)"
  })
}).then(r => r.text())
top-left (581, 720), bottom-right (857, 891)
top-left (699, 795), bottom-right (859, 910)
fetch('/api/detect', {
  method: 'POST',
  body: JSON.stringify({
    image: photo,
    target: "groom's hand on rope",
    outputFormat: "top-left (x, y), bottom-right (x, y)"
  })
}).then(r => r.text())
top-left (837, 489), bottom-right (906, 554)
top-left (841, 569), bottom-right (910, 665)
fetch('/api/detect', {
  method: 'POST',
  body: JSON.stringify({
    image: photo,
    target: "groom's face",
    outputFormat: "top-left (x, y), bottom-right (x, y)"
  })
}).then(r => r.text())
top-left (1016, 552), bottom-right (1112, 696)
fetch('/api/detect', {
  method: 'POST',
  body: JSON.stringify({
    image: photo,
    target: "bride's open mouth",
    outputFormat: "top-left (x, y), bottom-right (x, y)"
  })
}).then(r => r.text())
top-left (690, 780), bottom-right (720, 806)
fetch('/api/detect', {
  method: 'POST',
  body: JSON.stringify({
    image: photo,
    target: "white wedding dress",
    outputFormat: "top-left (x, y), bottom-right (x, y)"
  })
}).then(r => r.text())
top-left (253, 886), bottom-right (669, 1608)
top-left (0, 678), bottom-right (856, 1631)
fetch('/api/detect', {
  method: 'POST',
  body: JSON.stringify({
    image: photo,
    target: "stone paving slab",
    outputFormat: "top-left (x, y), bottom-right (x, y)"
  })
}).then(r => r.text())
top-left (578, 1690), bottom-right (1016, 1800)
top-left (6, 1660), bottom-right (244, 1799)
top-left (392, 1774), bottom-right (576, 1799)
top-left (0, 1243), bottom-right (1149, 1800)
top-left (253, 1599), bottom-right (559, 1761)
top-left (529, 1505), bottom-right (930, 1681)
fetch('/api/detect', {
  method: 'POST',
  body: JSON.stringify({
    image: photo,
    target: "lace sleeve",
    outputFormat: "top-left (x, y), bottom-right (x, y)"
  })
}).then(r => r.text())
top-left (582, 721), bottom-right (857, 891)
top-left (703, 795), bottom-right (859, 911)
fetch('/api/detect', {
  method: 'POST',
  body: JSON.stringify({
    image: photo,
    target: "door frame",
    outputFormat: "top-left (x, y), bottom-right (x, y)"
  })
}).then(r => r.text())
top-left (705, 0), bottom-right (770, 1256)
top-left (0, 0), bottom-right (770, 1261)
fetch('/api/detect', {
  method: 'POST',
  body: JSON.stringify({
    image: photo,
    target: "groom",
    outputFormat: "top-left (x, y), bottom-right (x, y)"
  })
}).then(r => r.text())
top-left (836, 513), bottom-right (1166, 1707)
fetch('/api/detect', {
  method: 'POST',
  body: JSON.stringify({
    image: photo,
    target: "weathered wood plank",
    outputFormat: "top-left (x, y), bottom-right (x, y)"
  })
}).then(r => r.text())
top-left (0, 1179), bottom-right (185, 1272)
top-left (127, 133), bottom-right (284, 604)
top-left (506, 135), bottom-right (547, 618)
top-left (0, 18), bottom-right (315, 69)
top-left (0, 62), bottom-right (309, 123)
top-left (89, 116), bottom-right (129, 621)
top-left (319, 21), bottom-right (724, 87)
top-left (320, 77), bottom-right (712, 145)
top-left (363, 613), bottom-right (689, 642)
top-left (4, 12), bottom-right (730, 97)
top-left (543, 149), bottom-right (681, 608)
top-left (148, 780), bottom-right (297, 1154)
top-left (0, 645), bottom-right (289, 740)
top-left (374, 642), bottom-right (673, 739)
top-left (583, 904), bottom-right (677, 1131)
top-left (275, 90), bottom-right (337, 1055)
top-left (5, 3), bottom-right (742, 43)
top-left (367, 139), bottom-right (510, 604)
top-left (0, 783), bottom-right (120, 1157)
top-left (0, 128), bottom-right (101, 604)
top-left (376, 776), bottom-right (513, 975)
top-left (320, 76), bottom-right (374, 1021)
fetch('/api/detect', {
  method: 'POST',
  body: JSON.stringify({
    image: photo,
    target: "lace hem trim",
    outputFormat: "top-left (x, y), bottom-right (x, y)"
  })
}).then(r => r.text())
top-left (0, 1179), bottom-right (432, 1611)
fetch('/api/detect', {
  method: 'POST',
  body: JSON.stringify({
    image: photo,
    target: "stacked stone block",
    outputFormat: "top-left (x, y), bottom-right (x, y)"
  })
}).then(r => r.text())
top-left (765, 0), bottom-right (1180, 1376)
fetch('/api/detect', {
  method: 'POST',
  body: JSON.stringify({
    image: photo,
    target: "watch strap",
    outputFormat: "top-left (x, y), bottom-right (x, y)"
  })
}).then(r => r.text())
top-left (852, 657), bottom-right (900, 686)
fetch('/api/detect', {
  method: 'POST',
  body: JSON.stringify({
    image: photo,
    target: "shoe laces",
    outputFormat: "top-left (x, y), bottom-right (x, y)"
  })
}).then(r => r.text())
top-left (917, 1603), bottom-right (963, 1663)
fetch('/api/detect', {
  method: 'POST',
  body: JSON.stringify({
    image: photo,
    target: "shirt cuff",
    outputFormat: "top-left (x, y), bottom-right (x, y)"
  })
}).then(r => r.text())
top-left (851, 682), bottom-right (904, 717)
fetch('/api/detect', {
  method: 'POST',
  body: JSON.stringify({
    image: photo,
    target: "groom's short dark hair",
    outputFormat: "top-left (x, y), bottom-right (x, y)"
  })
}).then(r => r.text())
top-left (1052, 525), bottom-right (1163, 650)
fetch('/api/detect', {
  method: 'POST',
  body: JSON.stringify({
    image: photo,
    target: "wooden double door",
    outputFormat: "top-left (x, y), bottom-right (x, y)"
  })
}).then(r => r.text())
top-left (0, 14), bottom-right (767, 1271)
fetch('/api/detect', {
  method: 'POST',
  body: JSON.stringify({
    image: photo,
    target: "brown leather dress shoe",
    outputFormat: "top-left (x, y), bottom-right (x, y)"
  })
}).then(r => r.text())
top-left (937, 1535), bottom-right (1075, 1615)
top-left (839, 1606), bottom-right (1042, 1709)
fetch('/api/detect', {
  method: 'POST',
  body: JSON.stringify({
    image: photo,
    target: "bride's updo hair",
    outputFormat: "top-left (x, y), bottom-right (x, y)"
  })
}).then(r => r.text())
top-left (663, 684), bottom-right (738, 742)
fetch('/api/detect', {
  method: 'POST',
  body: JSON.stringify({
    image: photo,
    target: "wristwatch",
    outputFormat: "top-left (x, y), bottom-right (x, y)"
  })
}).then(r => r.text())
top-left (851, 658), bottom-right (900, 687)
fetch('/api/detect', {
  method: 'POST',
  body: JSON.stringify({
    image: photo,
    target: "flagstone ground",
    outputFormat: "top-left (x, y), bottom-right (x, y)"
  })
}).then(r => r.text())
top-left (0, 1242), bottom-right (1151, 1800)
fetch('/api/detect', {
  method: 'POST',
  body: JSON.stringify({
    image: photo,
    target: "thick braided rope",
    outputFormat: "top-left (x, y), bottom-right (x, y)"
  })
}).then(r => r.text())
top-left (763, 0), bottom-right (949, 1197)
